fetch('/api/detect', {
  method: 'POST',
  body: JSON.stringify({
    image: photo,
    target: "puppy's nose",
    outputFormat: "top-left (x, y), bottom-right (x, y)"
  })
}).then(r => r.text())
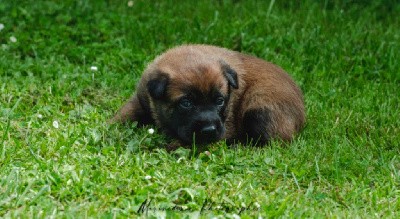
top-left (201, 125), bottom-right (217, 135)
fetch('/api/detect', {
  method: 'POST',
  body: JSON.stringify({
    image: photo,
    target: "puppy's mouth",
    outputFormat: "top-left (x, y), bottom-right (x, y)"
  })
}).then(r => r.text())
top-left (178, 124), bottom-right (225, 145)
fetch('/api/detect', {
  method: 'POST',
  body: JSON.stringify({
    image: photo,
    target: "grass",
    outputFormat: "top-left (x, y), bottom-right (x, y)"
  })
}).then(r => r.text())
top-left (1, 0), bottom-right (399, 218)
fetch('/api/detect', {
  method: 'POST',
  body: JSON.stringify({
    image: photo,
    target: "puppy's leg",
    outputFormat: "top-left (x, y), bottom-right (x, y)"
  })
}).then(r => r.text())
top-left (241, 102), bottom-right (303, 145)
top-left (241, 108), bottom-right (273, 145)
top-left (110, 94), bottom-right (153, 125)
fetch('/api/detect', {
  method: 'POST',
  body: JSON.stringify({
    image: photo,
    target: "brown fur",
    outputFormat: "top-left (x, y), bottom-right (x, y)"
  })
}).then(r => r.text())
top-left (112, 44), bottom-right (305, 145)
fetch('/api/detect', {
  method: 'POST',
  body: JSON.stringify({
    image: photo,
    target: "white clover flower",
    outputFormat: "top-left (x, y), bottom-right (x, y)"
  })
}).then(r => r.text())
top-left (52, 120), bottom-right (59, 129)
top-left (10, 36), bottom-right (17, 43)
top-left (268, 168), bottom-right (275, 175)
top-left (148, 128), bottom-right (155, 134)
top-left (232, 214), bottom-right (241, 219)
top-left (90, 66), bottom-right (98, 71)
top-left (145, 175), bottom-right (152, 180)
top-left (127, 1), bottom-right (134, 7)
top-left (0, 23), bottom-right (4, 31)
top-left (37, 114), bottom-right (43, 119)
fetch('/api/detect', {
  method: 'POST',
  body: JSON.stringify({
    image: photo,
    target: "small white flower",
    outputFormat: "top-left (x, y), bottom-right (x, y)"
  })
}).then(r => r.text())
top-left (148, 128), bottom-right (155, 134)
top-left (52, 120), bottom-right (59, 129)
top-left (10, 36), bottom-right (17, 43)
top-left (0, 23), bottom-right (4, 31)
top-left (37, 114), bottom-right (43, 119)
top-left (204, 151), bottom-right (211, 156)
top-left (145, 175), bottom-right (152, 180)
top-left (90, 66), bottom-right (98, 71)
top-left (268, 168), bottom-right (275, 175)
top-left (254, 202), bottom-right (260, 208)
top-left (232, 214), bottom-right (241, 219)
top-left (127, 1), bottom-right (134, 7)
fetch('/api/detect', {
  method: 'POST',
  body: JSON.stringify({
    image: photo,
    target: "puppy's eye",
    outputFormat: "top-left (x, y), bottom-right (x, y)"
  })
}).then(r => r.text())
top-left (179, 99), bottom-right (193, 109)
top-left (216, 97), bottom-right (225, 106)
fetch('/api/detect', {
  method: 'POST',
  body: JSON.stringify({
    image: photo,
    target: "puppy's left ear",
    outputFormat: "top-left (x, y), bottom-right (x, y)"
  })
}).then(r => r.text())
top-left (147, 71), bottom-right (169, 100)
top-left (220, 60), bottom-right (239, 89)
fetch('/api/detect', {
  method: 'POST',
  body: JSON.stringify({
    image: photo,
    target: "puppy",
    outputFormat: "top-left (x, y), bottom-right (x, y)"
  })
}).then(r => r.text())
top-left (112, 44), bottom-right (305, 145)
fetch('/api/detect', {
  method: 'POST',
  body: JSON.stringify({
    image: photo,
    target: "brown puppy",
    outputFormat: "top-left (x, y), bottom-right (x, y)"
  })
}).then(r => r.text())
top-left (112, 44), bottom-right (305, 145)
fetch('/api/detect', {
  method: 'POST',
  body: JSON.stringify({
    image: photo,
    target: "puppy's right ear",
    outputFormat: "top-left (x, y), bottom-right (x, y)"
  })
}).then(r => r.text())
top-left (147, 71), bottom-right (169, 100)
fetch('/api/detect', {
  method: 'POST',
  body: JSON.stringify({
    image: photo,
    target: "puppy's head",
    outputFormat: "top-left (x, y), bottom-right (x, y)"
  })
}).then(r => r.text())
top-left (146, 60), bottom-right (238, 145)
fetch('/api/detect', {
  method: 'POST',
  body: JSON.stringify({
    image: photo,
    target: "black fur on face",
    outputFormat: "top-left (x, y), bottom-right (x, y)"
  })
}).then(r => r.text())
top-left (167, 86), bottom-right (229, 144)
top-left (148, 84), bottom-right (230, 144)
top-left (146, 63), bottom-right (238, 145)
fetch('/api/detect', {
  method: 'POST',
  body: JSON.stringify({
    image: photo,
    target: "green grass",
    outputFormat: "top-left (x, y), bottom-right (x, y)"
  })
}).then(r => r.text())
top-left (1, 0), bottom-right (399, 218)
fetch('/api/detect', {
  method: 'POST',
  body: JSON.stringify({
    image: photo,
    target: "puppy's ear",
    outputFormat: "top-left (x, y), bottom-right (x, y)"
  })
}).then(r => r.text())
top-left (220, 60), bottom-right (239, 89)
top-left (147, 71), bottom-right (169, 100)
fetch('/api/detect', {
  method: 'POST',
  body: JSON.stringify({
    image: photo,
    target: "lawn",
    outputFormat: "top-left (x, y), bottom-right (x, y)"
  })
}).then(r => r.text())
top-left (1, 0), bottom-right (399, 218)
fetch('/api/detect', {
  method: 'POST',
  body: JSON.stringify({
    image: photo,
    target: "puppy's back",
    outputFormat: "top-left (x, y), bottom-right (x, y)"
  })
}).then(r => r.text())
top-left (237, 54), bottom-right (305, 141)
top-left (169, 44), bottom-right (305, 142)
